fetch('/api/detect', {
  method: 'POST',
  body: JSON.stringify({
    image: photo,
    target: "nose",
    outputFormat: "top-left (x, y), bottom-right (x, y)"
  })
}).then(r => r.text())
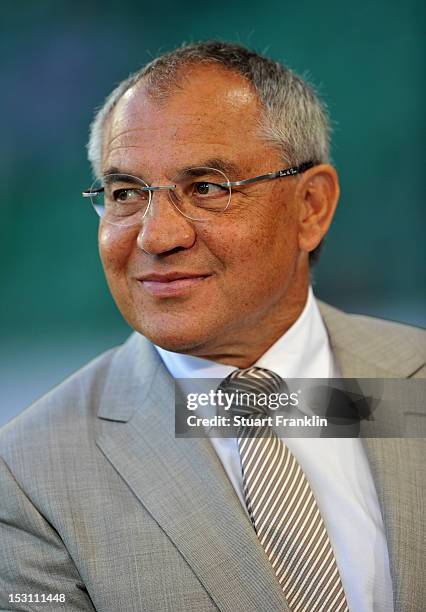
top-left (136, 189), bottom-right (196, 255)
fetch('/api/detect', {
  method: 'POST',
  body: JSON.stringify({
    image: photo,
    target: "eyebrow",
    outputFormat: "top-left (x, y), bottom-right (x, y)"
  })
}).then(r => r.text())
top-left (175, 158), bottom-right (240, 180)
top-left (102, 158), bottom-right (241, 184)
top-left (102, 167), bottom-right (148, 182)
top-left (103, 173), bottom-right (143, 186)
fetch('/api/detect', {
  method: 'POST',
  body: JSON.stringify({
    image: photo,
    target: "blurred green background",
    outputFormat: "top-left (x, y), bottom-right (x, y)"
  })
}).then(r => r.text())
top-left (1, 0), bottom-right (425, 425)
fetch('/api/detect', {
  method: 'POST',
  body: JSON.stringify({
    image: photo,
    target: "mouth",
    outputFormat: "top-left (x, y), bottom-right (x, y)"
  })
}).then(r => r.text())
top-left (137, 273), bottom-right (212, 297)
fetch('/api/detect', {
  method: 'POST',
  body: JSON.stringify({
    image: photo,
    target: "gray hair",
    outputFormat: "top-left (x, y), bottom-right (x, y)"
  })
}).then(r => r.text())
top-left (87, 41), bottom-right (332, 263)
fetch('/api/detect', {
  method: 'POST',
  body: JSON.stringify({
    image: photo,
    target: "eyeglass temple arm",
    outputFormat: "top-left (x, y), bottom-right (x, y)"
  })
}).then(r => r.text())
top-left (82, 189), bottom-right (101, 197)
top-left (224, 161), bottom-right (315, 187)
top-left (82, 184), bottom-right (176, 197)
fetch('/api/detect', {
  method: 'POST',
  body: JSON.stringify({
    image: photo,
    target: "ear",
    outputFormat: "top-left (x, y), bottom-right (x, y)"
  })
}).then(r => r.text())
top-left (294, 164), bottom-right (340, 254)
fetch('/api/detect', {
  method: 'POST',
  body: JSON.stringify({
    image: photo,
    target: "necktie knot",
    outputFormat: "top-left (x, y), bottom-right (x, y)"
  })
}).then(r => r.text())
top-left (218, 367), bottom-right (286, 418)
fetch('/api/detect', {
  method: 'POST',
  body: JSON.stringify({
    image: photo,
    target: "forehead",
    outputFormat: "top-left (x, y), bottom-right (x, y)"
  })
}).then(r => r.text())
top-left (102, 65), bottom-right (269, 176)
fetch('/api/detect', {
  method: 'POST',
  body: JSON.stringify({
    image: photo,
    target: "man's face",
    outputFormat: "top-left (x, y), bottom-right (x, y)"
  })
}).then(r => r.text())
top-left (99, 65), bottom-right (307, 361)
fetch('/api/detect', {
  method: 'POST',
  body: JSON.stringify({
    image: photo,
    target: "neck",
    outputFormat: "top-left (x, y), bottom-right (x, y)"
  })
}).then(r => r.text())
top-left (188, 275), bottom-right (310, 368)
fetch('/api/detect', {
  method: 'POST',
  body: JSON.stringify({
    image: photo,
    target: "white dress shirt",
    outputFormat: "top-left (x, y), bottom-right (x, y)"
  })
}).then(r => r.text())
top-left (156, 287), bottom-right (394, 611)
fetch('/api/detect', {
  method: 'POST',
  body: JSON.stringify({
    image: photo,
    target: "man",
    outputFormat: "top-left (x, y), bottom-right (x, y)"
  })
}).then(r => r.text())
top-left (0, 41), bottom-right (424, 612)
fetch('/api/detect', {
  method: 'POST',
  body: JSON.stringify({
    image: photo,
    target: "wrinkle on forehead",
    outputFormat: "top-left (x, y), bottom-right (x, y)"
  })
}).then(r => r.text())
top-left (107, 65), bottom-right (260, 129)
top-left (102, 65), bottom-right (266, 173)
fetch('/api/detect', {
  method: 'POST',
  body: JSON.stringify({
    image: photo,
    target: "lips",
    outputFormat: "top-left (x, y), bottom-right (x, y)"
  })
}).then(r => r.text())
top-left (137, 271), bottom-right (211, 297)
top-left (140, 272), bottom-right (210, 282)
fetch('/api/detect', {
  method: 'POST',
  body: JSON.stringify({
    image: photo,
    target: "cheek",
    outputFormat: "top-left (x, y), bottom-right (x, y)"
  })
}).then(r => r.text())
top-left (98, 223), bottom-right (137, 273)
top-left (212, 208), bottom-right (296, 274)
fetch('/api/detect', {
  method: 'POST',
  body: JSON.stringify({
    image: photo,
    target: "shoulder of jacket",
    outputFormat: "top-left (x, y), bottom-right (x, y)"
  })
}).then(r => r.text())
top-left (318, 300), bottom-right (426, 353)
top-left (0, 342), bottom-right (120, 450)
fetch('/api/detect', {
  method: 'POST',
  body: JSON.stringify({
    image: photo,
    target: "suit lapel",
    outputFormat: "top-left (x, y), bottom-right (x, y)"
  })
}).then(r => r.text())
top-left (96, 334), bottom-right (290, 612)
top-left (318, 301), bottom-right (426, 610)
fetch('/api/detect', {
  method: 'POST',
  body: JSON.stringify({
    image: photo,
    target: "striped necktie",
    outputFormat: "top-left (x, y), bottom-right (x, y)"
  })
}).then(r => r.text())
top-left (218, 367), bottom-right (349, 612)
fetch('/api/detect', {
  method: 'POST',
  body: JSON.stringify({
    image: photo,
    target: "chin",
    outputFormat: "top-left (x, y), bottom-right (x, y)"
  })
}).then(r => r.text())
top-left (144, 332), bottom-right (207, 355)
top-left (130, 318), bottom-right (211, 354)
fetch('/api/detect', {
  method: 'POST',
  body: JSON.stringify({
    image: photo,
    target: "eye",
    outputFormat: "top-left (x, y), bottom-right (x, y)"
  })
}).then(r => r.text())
top-left (112, 188), bottom-right (148, 203)
top-left (193, 182), bottom-right (227, 198)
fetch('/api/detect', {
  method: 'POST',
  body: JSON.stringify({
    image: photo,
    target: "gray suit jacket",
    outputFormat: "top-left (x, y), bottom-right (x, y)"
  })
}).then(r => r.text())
top-left (0, 302), bottom-right (425, 612)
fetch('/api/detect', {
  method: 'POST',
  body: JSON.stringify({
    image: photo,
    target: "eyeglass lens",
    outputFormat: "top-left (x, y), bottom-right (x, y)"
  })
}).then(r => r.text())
top-left (88, 167), bottom-right (232, 226)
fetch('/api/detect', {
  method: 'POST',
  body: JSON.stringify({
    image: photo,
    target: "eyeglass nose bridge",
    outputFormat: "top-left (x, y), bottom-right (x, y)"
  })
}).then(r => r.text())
top-left (147, 185), bottom-right (177, 191)
top-left (143, 183), bottom-right (207, 222)
top-left (142, 183), bottom-right (186, 220)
